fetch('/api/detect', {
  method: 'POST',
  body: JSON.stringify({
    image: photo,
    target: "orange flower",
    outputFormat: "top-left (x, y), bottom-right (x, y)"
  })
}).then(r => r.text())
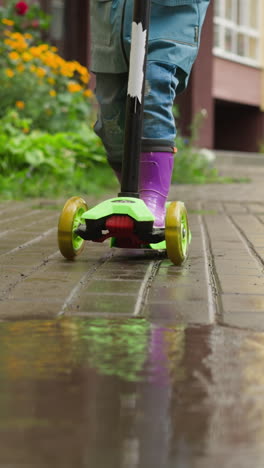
top-left (22, 52), bottom-right (32, 62)
top-left (80, 72), bottom-right (90, 84)
top-left (49, 90), bottom-right (57, 97)
top-left (2, 19), bottom-right (14, 26)
top-left (16, 101), bottom-right (25, 110)
top-left (35, 67), bottom-right (46, 78)
top-left (5, 68), bottom-right (14, 78)
top-left (17, 64), bottom-right (25, 73)
top-left (29, 47), bottom-right (42, 58)
top-left (60, 65), bottom-right (74, 78)
top-left (83, 89), bottom-right (93, 98)
top-left (4, 39), bottom-right (14, 47)
top-left (68, 82), bottom-right (82, 93)
top-left (9, 51), bottom-right (20, 61)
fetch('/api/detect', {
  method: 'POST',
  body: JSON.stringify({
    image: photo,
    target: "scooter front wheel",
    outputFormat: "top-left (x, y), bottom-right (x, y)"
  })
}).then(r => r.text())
top-left (58, 196), bottom-right (88, 260)
top-left (165, 201), bottom-right (190, 265)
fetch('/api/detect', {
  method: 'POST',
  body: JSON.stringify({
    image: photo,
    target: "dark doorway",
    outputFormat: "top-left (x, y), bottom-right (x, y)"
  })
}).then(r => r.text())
top-left (214, 99), bottom-right (264, 153)
top-left (40, 0), bottom-right (89, 65)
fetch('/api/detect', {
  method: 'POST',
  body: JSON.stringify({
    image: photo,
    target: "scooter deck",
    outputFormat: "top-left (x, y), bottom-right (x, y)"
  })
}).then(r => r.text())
top-left (82, 197), bottom-right (155, 223)
top-left (75, 197), bottom-right (166, 249)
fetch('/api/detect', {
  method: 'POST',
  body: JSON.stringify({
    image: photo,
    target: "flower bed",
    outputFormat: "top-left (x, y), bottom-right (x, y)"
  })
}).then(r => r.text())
top-left (0, 1), bottom-right (95, 133)
top-left (0, 2), bottom-right (112, 199)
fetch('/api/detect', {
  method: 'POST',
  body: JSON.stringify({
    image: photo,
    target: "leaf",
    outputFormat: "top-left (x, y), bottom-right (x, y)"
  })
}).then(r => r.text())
top-left (25, 149), bottom-right (45, 167)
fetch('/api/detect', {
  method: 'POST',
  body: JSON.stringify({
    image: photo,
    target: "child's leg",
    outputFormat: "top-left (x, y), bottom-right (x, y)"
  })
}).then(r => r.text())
top-left (93, 72), bottom-right (128, 175)
top-left (122, 1), bottom-right (210, 226)
top-left (92, 1), bottom-right (210, 226)
top-left (138, 61), bottom-right (180, 227)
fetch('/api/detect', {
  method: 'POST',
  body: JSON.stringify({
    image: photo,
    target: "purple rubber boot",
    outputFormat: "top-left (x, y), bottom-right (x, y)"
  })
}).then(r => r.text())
top-left (139, 151), bottom-right (174, 228)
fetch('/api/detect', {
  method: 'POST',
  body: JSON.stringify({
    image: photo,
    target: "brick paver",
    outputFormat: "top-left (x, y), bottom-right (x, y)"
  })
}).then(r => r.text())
top-left (1, 153), bottom-right (264, 329)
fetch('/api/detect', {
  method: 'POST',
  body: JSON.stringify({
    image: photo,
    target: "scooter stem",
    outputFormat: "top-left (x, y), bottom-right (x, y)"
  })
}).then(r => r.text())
top-left (119, 0), bottom-right (151, 198)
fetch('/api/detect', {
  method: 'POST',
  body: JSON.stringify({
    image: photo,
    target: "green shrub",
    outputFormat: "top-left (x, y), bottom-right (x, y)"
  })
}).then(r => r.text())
top-left (173, 134), bottom-right (218, 184)
top-left (0, 111), bottom-right (116, 199)
top-left (173, 108), bottom-right (218, 184)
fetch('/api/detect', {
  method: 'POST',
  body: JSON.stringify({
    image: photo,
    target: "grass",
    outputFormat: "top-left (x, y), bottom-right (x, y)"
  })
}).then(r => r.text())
top-left (0, 164), bottom-right (119, 201)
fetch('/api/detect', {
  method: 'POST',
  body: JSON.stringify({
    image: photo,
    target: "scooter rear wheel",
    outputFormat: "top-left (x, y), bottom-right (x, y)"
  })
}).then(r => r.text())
top-left (165, 201), bottom-right (190, 265)
top-left (58, 196), bottom-right (88, 260)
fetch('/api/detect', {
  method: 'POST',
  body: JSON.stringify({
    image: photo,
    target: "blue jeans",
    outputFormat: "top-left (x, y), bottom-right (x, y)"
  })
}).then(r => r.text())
top-left (91, 0), bottom-right (210, 166)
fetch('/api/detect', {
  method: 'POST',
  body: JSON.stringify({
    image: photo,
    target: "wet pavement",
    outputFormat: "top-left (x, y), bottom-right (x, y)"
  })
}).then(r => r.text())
top-left (1, 153), bottom-right (264, 467)
top-left (1, 320), bottom-right (264, 467)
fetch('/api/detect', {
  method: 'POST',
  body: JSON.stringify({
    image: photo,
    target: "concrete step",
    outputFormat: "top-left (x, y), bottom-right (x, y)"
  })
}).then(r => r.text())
top-left (214, 150), bottom-right (264, 167)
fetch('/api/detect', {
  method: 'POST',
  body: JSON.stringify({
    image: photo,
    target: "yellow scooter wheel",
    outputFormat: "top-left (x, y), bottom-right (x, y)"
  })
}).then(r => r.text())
top-left (58, 196), bottom-right (88, 260)
top-left (165, 201), bottom-right (190, 265)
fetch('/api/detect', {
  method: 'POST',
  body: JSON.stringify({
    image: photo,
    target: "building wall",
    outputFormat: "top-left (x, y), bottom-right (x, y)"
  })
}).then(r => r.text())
top-left (178, 0), bottom-right (264, 152)
top-left (213, 58), bottom-right (262, 107)
top-left (261, 2), bottom-right (264, 111)
top-left (176, 0), bottom-right (214, 149)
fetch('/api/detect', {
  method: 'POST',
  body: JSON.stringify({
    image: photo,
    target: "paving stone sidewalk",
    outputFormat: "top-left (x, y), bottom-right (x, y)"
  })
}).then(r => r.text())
top-left (1, 151), bottom-right (264, 329)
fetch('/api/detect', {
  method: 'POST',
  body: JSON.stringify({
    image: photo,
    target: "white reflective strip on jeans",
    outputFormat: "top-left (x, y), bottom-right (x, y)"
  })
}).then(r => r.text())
top-left (127, 22), bottom-right (147, 103)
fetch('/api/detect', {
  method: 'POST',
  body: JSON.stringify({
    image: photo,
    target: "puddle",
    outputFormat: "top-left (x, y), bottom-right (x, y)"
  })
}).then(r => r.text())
top-left (0, 319), bottom-right (263, 467)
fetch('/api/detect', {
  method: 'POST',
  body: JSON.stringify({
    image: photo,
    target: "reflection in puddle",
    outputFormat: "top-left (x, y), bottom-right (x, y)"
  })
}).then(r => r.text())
top-left (0, 319), bottom-right (149, 381)
top-left (0, 320), bottom-right (264, 467)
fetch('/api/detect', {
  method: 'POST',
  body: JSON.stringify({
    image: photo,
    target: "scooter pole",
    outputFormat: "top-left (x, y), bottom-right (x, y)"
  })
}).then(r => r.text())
top-left (119, 0), bottom-right (151, 198)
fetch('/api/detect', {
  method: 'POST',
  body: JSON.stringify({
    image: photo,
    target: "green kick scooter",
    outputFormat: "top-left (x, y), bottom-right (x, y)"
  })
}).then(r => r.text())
top-left (58, 0), bottom-right (191, 265)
